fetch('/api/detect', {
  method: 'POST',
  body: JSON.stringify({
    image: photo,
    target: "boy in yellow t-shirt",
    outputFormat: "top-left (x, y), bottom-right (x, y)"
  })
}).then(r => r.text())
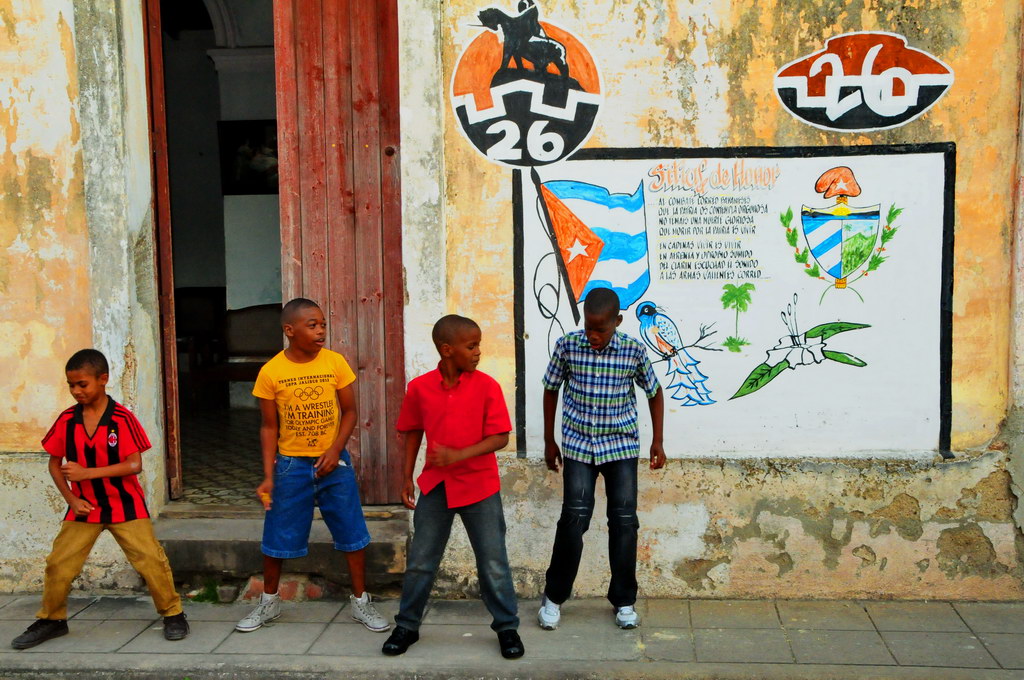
top-left (235, 298), bottom-right (388, 633)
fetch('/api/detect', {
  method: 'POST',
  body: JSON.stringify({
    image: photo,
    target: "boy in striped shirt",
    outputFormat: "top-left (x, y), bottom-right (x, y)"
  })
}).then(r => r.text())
top-left (10, 349), bottom-right (188, 650)
top-left (537, 288), bottom-right (664, 631)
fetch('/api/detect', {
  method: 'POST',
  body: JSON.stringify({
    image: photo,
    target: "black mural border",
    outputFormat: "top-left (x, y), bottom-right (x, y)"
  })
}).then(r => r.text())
top-left (513, 143), bottom-right (955, 458)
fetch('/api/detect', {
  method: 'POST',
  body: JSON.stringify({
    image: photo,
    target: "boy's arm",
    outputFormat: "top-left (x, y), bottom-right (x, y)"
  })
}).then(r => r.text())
top-left (255, 398), bottom-right (279, 509)
top-left (543, 387), bottom-right (562, 472)
top-left (314, 384), bottom-right (357, 477)
top-left (400, 429), bottom-right (424, 509)
top-left (49, 456), bottom-right (92, 517)
top-left (648, 387), bottom-right (666, 470)
top-left (61, 452), bottom-right (143, 482)
top-left (428, 433), bottom-right (509, 467)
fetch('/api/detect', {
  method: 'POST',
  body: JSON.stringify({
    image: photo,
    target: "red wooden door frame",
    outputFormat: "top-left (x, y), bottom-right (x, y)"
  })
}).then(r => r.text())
top-left (274, 0), bottom-right (405, 504)
top-left (142, 0), bottom-right (183, 499)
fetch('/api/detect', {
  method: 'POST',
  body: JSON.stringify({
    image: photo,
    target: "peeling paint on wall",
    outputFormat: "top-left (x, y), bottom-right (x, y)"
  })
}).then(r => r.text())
top-left (0, 1), bottom-right (91, 452)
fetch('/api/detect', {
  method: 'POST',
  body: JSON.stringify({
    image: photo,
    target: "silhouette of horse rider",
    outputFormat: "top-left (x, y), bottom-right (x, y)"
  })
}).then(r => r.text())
top-left (478, 1), bottom-right (569, 79)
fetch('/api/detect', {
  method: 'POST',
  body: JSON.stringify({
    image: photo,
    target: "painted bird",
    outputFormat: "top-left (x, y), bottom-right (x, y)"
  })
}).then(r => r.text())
top-left (635, 301), bottom-right (715, 406)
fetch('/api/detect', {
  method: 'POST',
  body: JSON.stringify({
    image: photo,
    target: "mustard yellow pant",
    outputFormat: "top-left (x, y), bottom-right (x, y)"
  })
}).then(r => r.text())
top-left (37, 518), bottom-right (182, 620)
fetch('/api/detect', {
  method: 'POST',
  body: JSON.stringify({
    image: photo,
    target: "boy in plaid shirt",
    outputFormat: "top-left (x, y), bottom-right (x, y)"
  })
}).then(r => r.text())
top-left (537, 288), bottom-right (664, 631)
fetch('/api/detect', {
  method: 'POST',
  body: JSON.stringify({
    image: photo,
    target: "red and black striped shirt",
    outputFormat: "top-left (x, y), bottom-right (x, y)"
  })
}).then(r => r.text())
top-left (41, 399), bottom-right (151, 523)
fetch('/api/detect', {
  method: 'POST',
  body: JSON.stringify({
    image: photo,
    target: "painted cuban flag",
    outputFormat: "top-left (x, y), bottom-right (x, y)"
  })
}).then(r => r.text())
top-left (539, 180), bottom-right (650, 309)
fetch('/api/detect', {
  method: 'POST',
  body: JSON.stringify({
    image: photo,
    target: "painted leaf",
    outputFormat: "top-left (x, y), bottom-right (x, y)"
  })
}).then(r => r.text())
top-left (881, 227), bottom-right (898, 244)
top-left (780, 207), bottom-right (793, 228)
top-left (786, 228), bottom-right (798, 247)
top-left (867, 253), bottom-right (887, 271)
top-left (804, 321), bottom-right (870, 339)
top-left (805, 263), bottom-right (820, 277)
top-left (886, 204), bottom-right (903, 224)
top-left (795, 248), bottom-right (809, 264)
top-left (822, 349), bottom-right (867, 367)
top-left (720, 283), bottom-right (755, 312)
top-left (730, 360), bottom-right (790, 399)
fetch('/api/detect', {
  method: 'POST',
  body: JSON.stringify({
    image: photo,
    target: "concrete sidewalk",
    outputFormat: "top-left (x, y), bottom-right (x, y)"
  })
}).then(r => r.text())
top-left (0, 594), bottom-right (1022, 679)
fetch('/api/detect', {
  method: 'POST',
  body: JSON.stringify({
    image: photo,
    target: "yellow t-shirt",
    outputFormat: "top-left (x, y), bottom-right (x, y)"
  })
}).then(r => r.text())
top-left (252, 349), bottom-right (356, 457)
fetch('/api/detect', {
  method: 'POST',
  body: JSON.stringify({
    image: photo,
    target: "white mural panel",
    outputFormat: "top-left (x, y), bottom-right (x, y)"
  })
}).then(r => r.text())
top-left (515, 146), bottom-right (953, 459)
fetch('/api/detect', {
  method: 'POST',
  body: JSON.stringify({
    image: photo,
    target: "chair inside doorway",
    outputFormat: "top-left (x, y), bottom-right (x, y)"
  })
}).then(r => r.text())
top-left (177, 289), bottom-right (281, 508)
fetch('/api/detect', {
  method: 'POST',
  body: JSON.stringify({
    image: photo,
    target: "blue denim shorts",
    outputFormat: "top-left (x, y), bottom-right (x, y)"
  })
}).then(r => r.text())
top-left (261, 450), bottom-right (371, 558)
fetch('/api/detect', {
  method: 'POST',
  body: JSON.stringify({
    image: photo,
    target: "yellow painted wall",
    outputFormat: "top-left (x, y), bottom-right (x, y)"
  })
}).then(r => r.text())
top-left (440, 0), bottom-right (1021, 450)
top-left (0, 0), bottom-right (91, 452)
top-left (398, 0), bottom-right (1024, 598)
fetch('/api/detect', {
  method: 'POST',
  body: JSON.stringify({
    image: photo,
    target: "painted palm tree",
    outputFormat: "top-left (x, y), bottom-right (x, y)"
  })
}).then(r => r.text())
top-left (721, 283), bottom-right (755, 352)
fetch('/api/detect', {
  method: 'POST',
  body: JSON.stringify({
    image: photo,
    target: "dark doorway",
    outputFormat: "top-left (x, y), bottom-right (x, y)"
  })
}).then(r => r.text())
top-left (146, 0), bottom-right (280, 508)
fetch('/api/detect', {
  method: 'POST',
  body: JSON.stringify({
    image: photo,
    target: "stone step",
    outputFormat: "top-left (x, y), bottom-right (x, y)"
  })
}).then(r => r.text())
top-left (154, 513), bottom-right (408, 590)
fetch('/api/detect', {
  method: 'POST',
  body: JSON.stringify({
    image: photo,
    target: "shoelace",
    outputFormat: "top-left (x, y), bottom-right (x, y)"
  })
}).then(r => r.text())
top-left (251, 599), bottom-right (276, 619)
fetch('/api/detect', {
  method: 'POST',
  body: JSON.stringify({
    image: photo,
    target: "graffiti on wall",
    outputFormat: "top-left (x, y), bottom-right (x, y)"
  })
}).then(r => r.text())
top-left (774, 32), bottom-right (954, 132)
top-left (515, 146), bottom-right (954, 457)
top-left (451, 1), bottom-right (602, 167)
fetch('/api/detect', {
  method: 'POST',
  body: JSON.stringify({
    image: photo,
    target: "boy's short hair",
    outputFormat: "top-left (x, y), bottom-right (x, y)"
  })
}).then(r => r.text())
top-left (65, 349), bottom-right (109, 376)
top-left (583, 288), bottom-right (620, 317)
top-left (281, 297), bottom-right (322, 325)
top-left (432, 314), bottom-right (480, 348)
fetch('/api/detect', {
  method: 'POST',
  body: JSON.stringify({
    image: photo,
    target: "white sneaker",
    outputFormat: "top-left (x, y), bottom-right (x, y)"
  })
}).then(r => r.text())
top-left (615, 605), bottom-right (639, 629)
top-left (235, 593), bottom-right (281, 632)
top-left (537, 594), bottom-right (560, 630)
top-left (350, 592), bottom-right (390, 632)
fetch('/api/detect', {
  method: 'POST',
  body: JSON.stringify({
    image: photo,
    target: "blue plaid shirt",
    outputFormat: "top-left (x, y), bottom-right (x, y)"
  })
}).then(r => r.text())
top-left (542, 330), bottom-right (661, 465)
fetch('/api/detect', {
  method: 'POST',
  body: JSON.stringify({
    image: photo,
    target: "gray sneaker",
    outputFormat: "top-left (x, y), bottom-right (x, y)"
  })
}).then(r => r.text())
top-left (235, 594), bottom-right (281, 632)
top-left (350, 592), bottom-right (390, 632)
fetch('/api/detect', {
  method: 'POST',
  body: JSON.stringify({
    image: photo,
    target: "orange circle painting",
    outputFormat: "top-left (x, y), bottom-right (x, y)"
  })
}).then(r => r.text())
top-left (451, 1), bottom-right (602, 168)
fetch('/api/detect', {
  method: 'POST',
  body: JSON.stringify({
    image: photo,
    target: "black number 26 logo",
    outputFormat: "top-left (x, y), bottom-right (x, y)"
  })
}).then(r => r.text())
top-left (451, 2), bottom-right (602, 168)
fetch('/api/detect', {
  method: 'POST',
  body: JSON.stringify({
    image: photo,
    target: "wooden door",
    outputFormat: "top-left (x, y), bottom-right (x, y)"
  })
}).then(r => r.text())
top-left (274, 0), bottom-right (404, 504)
top-left (143, 0), bottom-right (183, 499)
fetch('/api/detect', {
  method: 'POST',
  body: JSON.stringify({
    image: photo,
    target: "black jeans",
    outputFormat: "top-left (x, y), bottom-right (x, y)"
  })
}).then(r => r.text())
top-left (395, 483), bottom-right (519, 632)
top-left (543, 457), bottom-right (639, 608)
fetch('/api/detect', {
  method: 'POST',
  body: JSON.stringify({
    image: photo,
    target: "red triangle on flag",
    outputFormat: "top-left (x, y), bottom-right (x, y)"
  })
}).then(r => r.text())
top-left (540, 185), bottom-right (604, 301)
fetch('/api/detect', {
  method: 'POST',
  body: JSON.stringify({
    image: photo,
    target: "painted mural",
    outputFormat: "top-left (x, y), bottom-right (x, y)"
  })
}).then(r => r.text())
top-left (516, 146), bottom-right (954, 457)
top-left (774, 32), bottom-right (955, 132)
top-left (451, 2), bottom-right (602, 167)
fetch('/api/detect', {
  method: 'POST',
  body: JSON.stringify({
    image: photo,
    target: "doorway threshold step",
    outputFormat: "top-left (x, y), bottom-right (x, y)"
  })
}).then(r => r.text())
top-left (159, 502), bottom-right (407, 521)
top-left (154, 514), bottom-right (407, 587)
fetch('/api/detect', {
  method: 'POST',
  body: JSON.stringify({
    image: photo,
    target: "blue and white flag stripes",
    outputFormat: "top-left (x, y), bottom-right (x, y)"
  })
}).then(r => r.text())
top-left (541, 179), bottom-right (651, 309)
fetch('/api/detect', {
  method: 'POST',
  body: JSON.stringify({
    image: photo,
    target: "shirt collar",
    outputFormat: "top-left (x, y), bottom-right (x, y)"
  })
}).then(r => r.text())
top-left (576, 330), bottom-right (621, 353)
top-left (72, 397), bottom-right (117, 429)
top-left (435, 363), bottom-right (474, 389)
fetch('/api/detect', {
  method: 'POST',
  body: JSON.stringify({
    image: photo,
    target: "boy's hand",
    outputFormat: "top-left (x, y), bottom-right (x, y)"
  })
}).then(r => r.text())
top-left (401, 480), bottom-right (416, 510)
top-left (69, 497), bottom-right (93, 517)
top-left (427, 445), bottom-right (462, 467)
top-left (256, 478), bottom-right (273, 510)
top-left (544, 440), bottom-right (562, 472)
top-left (61, 461), bottom-right (91, 482)
top-left (649, 442), bottom-right (666, 470)
top-left (314, 450), bottom-right (340, 477)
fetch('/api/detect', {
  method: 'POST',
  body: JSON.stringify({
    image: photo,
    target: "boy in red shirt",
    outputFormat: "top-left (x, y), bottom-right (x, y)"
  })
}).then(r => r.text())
top-left (11, 349), bottom-right (188, 650)
top-left (381, 315), bottom-right (524, 659)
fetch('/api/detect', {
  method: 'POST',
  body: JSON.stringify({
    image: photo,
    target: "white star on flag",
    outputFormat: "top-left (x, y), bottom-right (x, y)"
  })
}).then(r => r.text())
top-left (565, 238), bottom-right (590, 263)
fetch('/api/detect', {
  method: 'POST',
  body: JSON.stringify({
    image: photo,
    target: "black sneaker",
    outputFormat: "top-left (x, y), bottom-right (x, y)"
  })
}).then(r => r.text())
top-left (381, 625), bottom-right (419, 656)
top-left (11, 619), bottom-right (68, 650)
top-left (497, 629), bottom-right (524, 659)
top-left (163, 612), bottom-right (190, 641)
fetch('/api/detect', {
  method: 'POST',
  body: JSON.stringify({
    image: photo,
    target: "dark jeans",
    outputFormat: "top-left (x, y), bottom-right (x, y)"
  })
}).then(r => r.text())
top-left (395, 483), bottom-right (519, 632)
top-left (544, 457), bottom-right (639, 608)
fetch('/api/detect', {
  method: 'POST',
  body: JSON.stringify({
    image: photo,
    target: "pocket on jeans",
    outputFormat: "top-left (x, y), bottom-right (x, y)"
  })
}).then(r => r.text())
top-left (275, 454), bottom-right (294, 475)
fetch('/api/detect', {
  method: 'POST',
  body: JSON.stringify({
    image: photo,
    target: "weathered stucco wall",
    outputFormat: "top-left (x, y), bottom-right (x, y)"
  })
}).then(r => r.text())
top-left (0, 0), bottom-right (165, 592)
top-left (398, 0), bottom-right (1024, 599)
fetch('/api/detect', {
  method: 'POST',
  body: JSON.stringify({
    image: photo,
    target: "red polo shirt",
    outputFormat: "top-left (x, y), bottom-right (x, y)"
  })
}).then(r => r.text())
top-left (396, 366), bottom-right (511, 508)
